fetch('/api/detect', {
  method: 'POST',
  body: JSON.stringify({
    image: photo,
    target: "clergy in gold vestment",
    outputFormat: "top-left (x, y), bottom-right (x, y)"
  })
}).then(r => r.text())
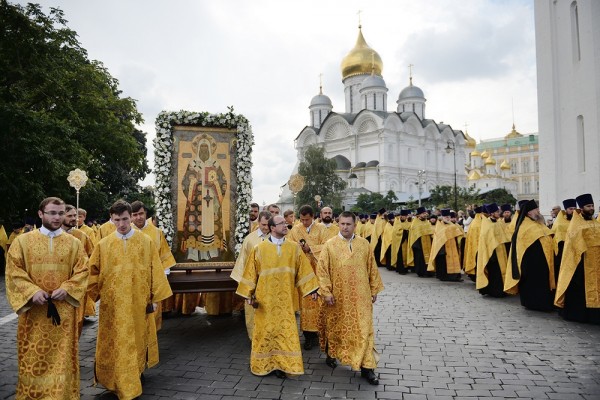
top-left (6, 197), bottom-right (88, 400)
top-left (379, 214), bottom-right (396, 270)
top-left (551, 199), bottom-right (577, 284)
top-left (476, 204), bottom-right (510, 297)
top-left (504, 200), bottom-right (555, 311)
top-left (236, 215), bottom-right (319, 378)
top-left (463, 208), bottom-right (483, 277)
top-left (131, 201), bottom-right (177, 331)
top-left (362, 215), bottom-right (376, 241)
top-left (288, 204), bottom-right (327, 350)
top-left (555, 194), bottom-right (600, 324)
top-left (61, 204), bottom-right (96, 334)
top-left (319, 207), bottom-right (340, 242)
top-left (88, 200), bottom-right (172, 400)
top-left (97, 220), bottom-right (116, 239)
top-left (230, 211), bottom-right (271, 339)
top-left (77, 208), bottom-right (98, 246)
top-left (406, 207), bottom-right (434, 277)
top-left (317, 212), bottom-right (383, 385)
top-left (428, 210), bottom-right (463, 282)
top-left (391, 211), bottom-right (411, 274)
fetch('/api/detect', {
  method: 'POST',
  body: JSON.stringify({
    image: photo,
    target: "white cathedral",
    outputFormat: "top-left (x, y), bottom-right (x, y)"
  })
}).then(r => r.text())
top-left (278, 26), bottom-right (472, 211)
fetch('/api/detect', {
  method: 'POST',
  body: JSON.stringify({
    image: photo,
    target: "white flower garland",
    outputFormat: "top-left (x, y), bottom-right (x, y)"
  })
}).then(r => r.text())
top-left (154, 107), bottom-right (254, 256)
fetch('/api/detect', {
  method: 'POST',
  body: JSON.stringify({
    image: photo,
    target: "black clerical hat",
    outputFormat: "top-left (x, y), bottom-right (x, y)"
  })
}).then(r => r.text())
top-left (387, 213), bottom-right (395, 220)
top-left (416, 206), bottom-right (426, 215)
top-left (474, 206), bottom-right (483, 213)
top-left (562, 199), bottom-right (576, 209)
top-left (400, 209), bottom-right (410, 216)
top-left (441, 209), bottom-right (451, 217)
top-left (517, 200), bottom-right (528, 210)
top-left (576, 193), bottom-right (594, 208)
top-left (369, 213), bottom-right (377, 219)
top-left (501, 204), bottom-right (512, 212)
top-left (486, 203), bottom-right (499, 214)
top-left (378, 208), bottom-right (386, 215)
top-left (450, 211), bottom-right (457, 218)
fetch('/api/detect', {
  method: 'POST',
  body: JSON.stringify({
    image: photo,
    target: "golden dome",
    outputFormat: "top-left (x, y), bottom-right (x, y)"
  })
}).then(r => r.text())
top-left (464, 131), bottom-right (477, 148)
top-left (505, 123), bottom-right (523, 139)
top-left (480, 150), bottom-right (490, 159)
top-left (341, 27), bottom-right (383, 80)
top-left (470, 150), bottom-right (481, 157)
top-left (468, 170), bottom-right (482, 181)
top-left (500, 159), bottom-right (511, 170)
top-left (484, 155), bottom-right (496, 165)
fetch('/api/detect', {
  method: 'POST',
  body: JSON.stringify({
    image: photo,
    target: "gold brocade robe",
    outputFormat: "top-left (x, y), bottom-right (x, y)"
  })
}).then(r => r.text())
top-left (230, 230), bottom-right (268, 339)
top-left (362, 221), bottom-right (375, 239)
top-left (554, 212), bottom-right (600, 308)
top-left (97, 221), bottom-right (116, 240)
top-left (427, 222), bottom-right (463, 273)
top-left (317, 236), bottom-right (383, 371)
top-left (1, 224), bottom-right (9, 252)
top-left (507, 211), bottom-right (519, 236)
top-left (379, 222), bottom-right (395, 264)
top-left (6, 231), bottom-right (88, 400)
top-left (236, 240), bottom-right (319, 376)
top-left (78, 224), bottom-right (98, 246)
top-left (463, 213), bottom-right (483, 275)
top-left (320, 223), bottom-right (340, 242)
top-left (288, 222), bottom-right (327, 332)
top-left (406, 218), bottom-right (434, 267)
top-left (476, 217), bottom-right (510, 290)
top-left (355, 221), bottom-right (364, 237)
top-left (504, 217), bottom-right (555, 294)
top-left (369, 216), bottom-right (386, 251)
top-left (67, 228), bottom-right (96, 327)
top-left (551, 210), bottom-right (570, 255)
top-left (391, 220), bottom-right (410, 267)
top-left (141, 219), bottom-right (177, 331)
top-left (88, 232), bottom-right (173, 400)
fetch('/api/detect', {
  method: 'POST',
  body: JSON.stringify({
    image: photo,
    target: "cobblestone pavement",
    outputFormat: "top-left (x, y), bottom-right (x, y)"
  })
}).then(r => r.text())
top-left (1, 269), bottom-right (600, 400)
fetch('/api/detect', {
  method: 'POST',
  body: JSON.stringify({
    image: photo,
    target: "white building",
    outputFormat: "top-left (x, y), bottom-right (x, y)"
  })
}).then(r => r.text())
top-left (278, 26), bottom-right (469, 211)
top-left (535, 0), bottom-right (600, 210)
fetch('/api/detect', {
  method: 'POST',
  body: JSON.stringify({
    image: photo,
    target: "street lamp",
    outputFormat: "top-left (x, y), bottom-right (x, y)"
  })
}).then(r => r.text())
top-left (445, 141), bottom-right (458, 211)
top-left (417, 169), bottom-right (426, 206)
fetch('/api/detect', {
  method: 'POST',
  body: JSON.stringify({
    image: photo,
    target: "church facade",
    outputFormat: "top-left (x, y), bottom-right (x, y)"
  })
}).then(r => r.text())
top-left (278, 26), bottom-right (471, 211)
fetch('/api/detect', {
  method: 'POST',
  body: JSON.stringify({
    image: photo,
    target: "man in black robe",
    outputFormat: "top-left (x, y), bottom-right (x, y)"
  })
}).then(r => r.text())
top-left (408, 207), bottom-right (434, 278)
top-left (505, 200), bottom-right (555, 311)
top-left (551, 198), bottom-right (576, 283)
top-left (395, 209), bottom-right (411, 274)
top-left (476, 203), bottom-right (509, 297)
top-left (555, 193), bottom-right (600, 324)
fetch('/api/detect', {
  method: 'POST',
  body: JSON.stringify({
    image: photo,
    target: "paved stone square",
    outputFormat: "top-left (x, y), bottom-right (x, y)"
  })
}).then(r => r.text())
top-left (1, 269), bottom-right (599, 399)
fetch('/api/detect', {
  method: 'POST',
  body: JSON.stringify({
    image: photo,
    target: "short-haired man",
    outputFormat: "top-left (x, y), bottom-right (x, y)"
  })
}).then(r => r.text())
top-left (267, 203), bottom-right (280, 216)
top-left (77, 207), bottom-right (98, 245)
top-left (283, 209), bottom-right (296, 229)
top-left (6, 197), bottom-right (88, 398)
top-left (231, 210), bottom-right (271, 339)
top-left (317, 211), bottom-right (383, 385)
top-left (88, 200), bottom-right (172, 399)
top-left (555, 193), bottom-right (600, 324)
top-left (131, 201), bottom-right (177, 331)
top-left (236, 215), bottom-right (319, 378)
top-left (288, 204), bottom-right (327, 349)
top-left (249, 203), bottom-right (260, 232)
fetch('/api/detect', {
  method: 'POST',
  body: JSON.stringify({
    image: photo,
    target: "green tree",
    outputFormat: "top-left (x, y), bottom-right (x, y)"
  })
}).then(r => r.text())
top-left (296, 145), bottom-right (347, 211)
top-left (353, 190), bottom-right (398, 213)
top-left (428, 185), bottom-right (480, 211)
top-left (479, 188), bottom-right (517, 207)
top-left (0, 2), bottom-right (149, 223)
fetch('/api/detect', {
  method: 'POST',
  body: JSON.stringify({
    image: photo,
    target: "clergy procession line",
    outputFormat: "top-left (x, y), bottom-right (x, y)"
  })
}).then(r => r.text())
top-left (4, 193), bottom-right (600, 400)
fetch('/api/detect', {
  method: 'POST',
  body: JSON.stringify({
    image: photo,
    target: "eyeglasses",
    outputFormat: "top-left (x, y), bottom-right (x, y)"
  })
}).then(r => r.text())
top-left (43, 211), bottom-right (65, 217)
top-left (275, 221), bottom-right (287, 226)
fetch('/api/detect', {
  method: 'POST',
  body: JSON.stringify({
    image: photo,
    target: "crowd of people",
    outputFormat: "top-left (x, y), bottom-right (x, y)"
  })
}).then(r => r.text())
top-left (3, 192), bottom-right (600, 399)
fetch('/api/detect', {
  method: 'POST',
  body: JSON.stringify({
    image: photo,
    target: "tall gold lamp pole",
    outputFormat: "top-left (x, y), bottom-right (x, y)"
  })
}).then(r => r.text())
top-left (288, 174), bottom-right (305, 213)
top-left (67, 168), bottom-right (88, 229)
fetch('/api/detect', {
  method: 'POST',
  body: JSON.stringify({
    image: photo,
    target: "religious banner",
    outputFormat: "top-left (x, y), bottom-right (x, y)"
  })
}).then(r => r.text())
top-left (154, 108), bottom-right (254, 267)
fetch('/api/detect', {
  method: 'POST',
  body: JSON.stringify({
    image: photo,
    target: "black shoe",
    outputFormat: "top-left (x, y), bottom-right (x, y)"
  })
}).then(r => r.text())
top-left (274, 370), bottom-right (287, 379)
top-left (325, 356), bottom-right (337, 369)
top-left (361, 368), bottom-right (379, 385)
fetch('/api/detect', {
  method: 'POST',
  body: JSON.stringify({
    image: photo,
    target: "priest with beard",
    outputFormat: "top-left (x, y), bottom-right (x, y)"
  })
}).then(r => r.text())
top-left (551, 199), bottom-right (576, 284)
top-left (476, 204), bottom-right (510, 297)
top-left (555, 193), bottom-right (600, 324)
top-left (463, 206), bottom-right (484, 281)
top-left (504, 200), bottom-right (555, 311)
top-left (380, 213), bottom-right (396, 270)
top-left (392, 210), bottom-right (411, 274)
top-left (406, 207), bottom-right (434, 277)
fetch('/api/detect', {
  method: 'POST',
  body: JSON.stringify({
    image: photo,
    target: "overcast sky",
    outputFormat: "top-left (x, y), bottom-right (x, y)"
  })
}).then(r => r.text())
top-left (21, 0), bottom-right (538, 206)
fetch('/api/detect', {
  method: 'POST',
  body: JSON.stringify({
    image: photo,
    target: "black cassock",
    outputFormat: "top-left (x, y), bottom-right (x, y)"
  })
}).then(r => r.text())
top-left (518, 240), bottom-right (554, 311)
